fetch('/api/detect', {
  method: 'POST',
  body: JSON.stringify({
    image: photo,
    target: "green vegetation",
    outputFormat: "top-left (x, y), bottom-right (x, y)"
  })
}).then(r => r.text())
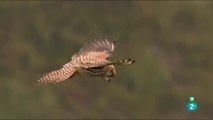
top-left (0, 1), bottom-right (213, 119)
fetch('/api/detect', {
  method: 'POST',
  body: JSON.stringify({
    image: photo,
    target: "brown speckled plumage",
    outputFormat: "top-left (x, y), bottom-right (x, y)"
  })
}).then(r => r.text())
top-left (36, 38), bottom-right (135, 84)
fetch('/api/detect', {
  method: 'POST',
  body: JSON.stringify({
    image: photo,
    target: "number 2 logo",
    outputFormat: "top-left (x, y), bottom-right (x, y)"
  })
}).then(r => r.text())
top-left (190, 104), bottom-right (194, 110)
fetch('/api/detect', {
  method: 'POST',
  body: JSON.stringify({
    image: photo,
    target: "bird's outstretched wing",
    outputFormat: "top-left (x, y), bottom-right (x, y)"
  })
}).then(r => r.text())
top-left (71, 39), bottom-right (115, 69)
top-left (72, 39), bottom-right (115, 60)
top-left (36, 62), bottom-right (76, 84)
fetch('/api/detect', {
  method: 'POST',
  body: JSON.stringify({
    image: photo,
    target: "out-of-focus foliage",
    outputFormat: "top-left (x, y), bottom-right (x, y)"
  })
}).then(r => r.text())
top-left (0, 1), bottom-right (213, 119)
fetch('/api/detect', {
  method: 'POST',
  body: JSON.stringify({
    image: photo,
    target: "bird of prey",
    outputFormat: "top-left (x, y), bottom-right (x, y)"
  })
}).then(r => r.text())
top-left (36, 38), bottom-right (135, 84)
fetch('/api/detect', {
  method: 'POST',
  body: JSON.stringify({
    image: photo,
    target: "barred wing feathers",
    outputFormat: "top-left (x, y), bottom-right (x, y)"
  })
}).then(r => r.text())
top-left (73, 39), bottom-right (115, 59)
top-left (71, 39), bottom-right (115, 68)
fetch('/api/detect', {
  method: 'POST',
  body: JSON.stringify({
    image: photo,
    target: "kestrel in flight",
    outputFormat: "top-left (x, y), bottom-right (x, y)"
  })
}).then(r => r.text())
top-left (36, 38), bottom-right (135, 84)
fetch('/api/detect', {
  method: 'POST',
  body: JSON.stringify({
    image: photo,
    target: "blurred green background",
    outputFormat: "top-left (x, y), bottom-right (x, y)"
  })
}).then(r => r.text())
top-left (0, 1), bottom-right (213, 119)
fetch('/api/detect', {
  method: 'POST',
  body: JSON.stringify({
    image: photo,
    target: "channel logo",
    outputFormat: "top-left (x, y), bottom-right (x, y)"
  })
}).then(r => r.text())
top-left (186, 96), bottom-right (197, 112)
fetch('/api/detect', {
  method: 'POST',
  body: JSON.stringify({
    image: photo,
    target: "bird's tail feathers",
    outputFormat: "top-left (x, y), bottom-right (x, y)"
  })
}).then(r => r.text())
top-left (35, 63), bottom-right (76, 84)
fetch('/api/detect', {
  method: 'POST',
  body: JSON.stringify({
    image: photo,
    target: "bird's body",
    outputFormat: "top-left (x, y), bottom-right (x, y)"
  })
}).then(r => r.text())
top-left (36, 39), bottom-right (135, 84)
